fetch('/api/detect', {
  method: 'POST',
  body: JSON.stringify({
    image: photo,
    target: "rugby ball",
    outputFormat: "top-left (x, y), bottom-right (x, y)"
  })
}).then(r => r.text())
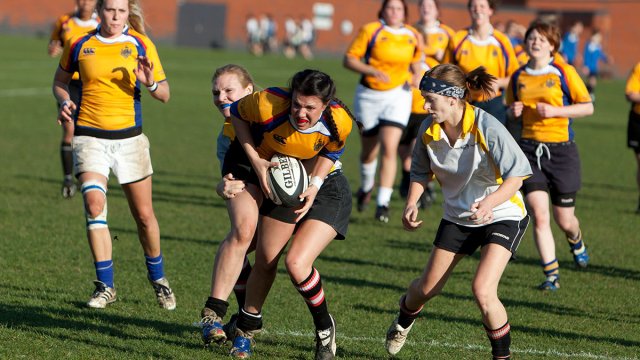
top-left (267, 154), bottom-right (308, 207)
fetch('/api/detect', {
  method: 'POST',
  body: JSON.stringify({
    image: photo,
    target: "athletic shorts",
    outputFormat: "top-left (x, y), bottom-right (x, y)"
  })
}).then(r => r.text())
top-left (400, 113), bottom-right (427, 146)
top-left (472, 96), bottom-right (507, 125)
top-left (353, 83), bottom-right (412, 133)
top-left (221, 139), bottom-right (260, 186)
top-left (433, 216), bottom-right (530, 256)
top-left (261, 170), bottom-right (352, 240)
top-left (73, 134), bottom-right (153, 184)
top-left (627, 111), bottom-right (640, 153)
top-left (519, 139), bottom-right (581, 204)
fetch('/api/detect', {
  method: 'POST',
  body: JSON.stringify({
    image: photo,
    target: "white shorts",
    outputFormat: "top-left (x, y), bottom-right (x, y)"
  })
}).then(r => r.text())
top-left (353, 83), bottom-right (412, 132)
top-left (73, 134), bottom-right (153, 184)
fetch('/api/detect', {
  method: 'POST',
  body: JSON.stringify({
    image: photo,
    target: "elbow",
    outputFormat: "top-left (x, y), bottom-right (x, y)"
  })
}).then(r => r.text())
top-left (159, 94), bottom-right (170, 103)
top-left (585, 102), bottom-right (594, 116)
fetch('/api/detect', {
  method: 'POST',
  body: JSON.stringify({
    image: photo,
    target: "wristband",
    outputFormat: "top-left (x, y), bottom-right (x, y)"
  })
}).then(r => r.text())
top-left (309, 176), bottom-right (324, 189)
top-left (146, 81), bottom-right (158, 92)
top-left (60, 99), bottom-right (72, 108)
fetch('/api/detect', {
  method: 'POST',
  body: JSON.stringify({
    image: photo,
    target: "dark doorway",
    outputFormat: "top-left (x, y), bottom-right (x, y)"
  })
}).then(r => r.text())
top-left (176, 3), bottom-right (226, 48)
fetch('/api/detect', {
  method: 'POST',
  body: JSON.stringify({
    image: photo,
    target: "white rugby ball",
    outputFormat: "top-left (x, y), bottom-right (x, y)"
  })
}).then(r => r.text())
top-left (267, 154), bottom-right (308, 207)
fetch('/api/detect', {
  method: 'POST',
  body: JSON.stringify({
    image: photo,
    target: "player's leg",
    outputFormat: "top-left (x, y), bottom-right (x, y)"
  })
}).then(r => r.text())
top-left (526, 190), bottom-right (560, 289)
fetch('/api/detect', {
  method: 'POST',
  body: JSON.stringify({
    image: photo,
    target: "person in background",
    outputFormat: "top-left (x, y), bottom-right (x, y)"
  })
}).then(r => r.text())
top-left (48, 0), bottom-right (99, 198)
top-left (246, 14), bottom-right (262, 56)
top-left (625, 62), bottom-right (640, 213)
top-left (506, 20), bottom-right (593, 291)
top-left (582, 29), bottom-right (611, 101)
top-left (560, 21), bottom-right (583, 66)
top-left (344, 0), bottom-right (423, 223)
top-left (385, 64), bottom-right (531, 360)
top-left (52, 0), bottom-right (175, 310)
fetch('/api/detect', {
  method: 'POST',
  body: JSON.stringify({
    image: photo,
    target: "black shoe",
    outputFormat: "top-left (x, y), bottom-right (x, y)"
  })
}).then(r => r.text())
top-left (356, 188), bottom-right (373, 212)
top-left (375, 205), bottom-right (389, 223)
top-left (315, 315), bottom-right (336, 360)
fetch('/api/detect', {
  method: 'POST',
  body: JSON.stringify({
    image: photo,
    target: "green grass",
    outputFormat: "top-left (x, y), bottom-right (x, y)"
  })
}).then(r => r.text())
top-left (1, 34), bottom-right (639, 359)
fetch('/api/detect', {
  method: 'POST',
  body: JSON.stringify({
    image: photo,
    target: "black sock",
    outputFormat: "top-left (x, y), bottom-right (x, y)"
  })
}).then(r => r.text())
top-left (397, 295), bottom-right (423, 328)
top-left (60, 142), bottom-right (73, 179)
top-left (204, 297), bottom-right (229, 319)
top-left (293, 268), bottom-right (331, 330)
top-left (485, 322), bottom-right (511, 359)
top-left (237, 308), bottom-right (263, 332)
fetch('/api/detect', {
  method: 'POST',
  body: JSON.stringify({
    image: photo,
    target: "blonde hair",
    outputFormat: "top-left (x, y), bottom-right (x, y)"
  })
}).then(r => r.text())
top-left (97, 0), bottom-right (147, 35)
top-left (212, 64), bottom-right (255, 89)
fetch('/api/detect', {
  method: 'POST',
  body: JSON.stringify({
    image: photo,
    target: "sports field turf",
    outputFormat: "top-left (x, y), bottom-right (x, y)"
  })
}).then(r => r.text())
top-left (0, 34), bottom-right (638, 359)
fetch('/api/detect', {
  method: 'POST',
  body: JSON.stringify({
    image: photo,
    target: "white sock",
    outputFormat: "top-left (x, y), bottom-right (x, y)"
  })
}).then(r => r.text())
top-left (360, 160), bottom-right (377, 192)
top-left (377, 187), bottom-right (393, 206)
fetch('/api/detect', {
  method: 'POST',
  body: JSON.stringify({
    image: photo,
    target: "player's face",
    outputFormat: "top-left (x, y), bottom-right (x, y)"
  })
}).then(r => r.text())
top-left (99, 0), bottom-right (129, 38)
top-left (290, 92), bottom-right (328, 131)
top-left (77, 0), bottom-right (97, 17)
top-left (422, 91), bottom-right (454, 123)
top-left (419, 0), bottom-right (438, 22)
top-left (468, 0), bottom-right (493, 26)
top-left (382, 0), bottom-right (405, 27)
top-left (525, 29), bottom-right (554, 60)
top-left (212, 73), bottom-right (253, 118)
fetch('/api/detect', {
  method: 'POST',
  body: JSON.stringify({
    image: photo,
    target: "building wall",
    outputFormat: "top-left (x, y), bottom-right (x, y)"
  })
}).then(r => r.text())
top-left (1, 0), bottom-right (638, 75)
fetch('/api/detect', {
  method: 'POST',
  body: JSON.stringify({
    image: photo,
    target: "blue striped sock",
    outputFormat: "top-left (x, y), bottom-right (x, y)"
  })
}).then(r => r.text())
top-left (145, 253), bottom-right (164, 281)
top-left (95, 260), bottom-right (114, 288)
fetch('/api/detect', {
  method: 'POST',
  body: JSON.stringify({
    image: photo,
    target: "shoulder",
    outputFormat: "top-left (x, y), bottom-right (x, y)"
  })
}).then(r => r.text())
top-left (453, 29), bottom-right (470, 42)
top-left (492, 30), bottom-right (514, 49)
top-left (441, 23), bottom-right (455, 37)
top-left (328, 101), bottom-right (354, 131)
top-left (403, 24), bottom-right (421, 37)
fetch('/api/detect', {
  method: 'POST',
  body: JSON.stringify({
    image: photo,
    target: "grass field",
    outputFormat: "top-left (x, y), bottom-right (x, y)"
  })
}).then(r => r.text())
top-left (0, 34), bottom-right (639, 359)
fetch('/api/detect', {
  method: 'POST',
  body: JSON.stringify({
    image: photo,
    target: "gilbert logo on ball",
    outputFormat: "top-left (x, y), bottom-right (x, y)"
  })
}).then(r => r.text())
top-left (267, 154), bottom-right (308, 207)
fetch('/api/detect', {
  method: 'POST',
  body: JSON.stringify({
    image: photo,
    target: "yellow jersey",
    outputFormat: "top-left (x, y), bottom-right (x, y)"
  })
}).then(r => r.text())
top-left (59, 25), bottom-right (166, 139)
top-left (447, 28), bottom-right (518, 101)
top-left (230, 87), bottom-right (353, 161)
top-left (415, 21), bottom-right (454, 68)
top-left (346, 21), bottom-right (422, 91)
top-left (505, 58), bottom-right (592, 142)
top-left (625, 62), bottom-right (640, 115)
top-left (50, 12), bottom-right (99, 80)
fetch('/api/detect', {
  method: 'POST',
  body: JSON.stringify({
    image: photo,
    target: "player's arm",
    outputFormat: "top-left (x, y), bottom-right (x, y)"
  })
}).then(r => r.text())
top-left (133, 55), bottom-right (170, 103)
top-left (52, 67), bottom-right (75, 124)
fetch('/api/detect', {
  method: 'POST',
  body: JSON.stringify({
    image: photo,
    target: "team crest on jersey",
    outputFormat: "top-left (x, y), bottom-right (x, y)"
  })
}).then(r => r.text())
top-left (545, 79), bottom-right (556, 88)
top-left (492, 50), bottom-right (498, 57)
top-left (518, 83), bottom-right (526, 90)
top-left (313, 139), bottom-right (324, 152)
top-left (121, 46), bottom-right (132, 59)
top-left (83, 47), bottom-right (95, 55)
top-left (273, 134), bottom-right (287, 145)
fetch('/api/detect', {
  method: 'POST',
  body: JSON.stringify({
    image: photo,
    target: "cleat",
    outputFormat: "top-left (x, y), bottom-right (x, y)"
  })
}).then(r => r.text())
top-left (148, 276), bottom-right (176, 310)
top-left (385, 317), bottom-right (413, 356)
top-left (356, 188), bottom-right (373, 212)
top-left (87, 280), bottom-right (116, 309)
top-left (315, 315), bottom-right (337, 360)
top-left (223, 313), bottom-right (238, 341)
top-left (201, 307), bottom-right (227, 345)
top-left (572, 247), bottom-right (590, 268)
top-left (538, 276), bottom-right (560, 291)
top-left (230, 328), bottom-right (260, 359)
top-left (375, 205), bottom-right (389, 223)
top-left (61, 179), bottom-right (77, 199)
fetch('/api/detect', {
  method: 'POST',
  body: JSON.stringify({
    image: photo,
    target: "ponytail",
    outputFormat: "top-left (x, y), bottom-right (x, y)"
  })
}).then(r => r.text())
top-left (465, 67), bottom-right (497, 101)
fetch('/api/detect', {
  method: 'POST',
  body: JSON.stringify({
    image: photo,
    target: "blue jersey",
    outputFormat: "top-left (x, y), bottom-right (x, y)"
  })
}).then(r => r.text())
top-left (583, 41), bottom-right (607, 73)
top-left (560, 32), bottom-right (578, 65)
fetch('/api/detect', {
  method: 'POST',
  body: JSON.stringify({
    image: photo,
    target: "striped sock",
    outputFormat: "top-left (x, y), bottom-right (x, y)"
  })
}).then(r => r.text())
top-left (542, 258), bottom-right (559, 280)
top-left (95, 260), bottom-right (114, 288)
top-left (234, 257), bottom-right (252, 309)
top-left (293, 268), bottom-right (331, 330)
top-left (485, 322), bottom-right (511, 359)
top-left (397, 294), bottom-right (423, 328)
top-left (145, 253), bottom-right (164, 281)
top-left (567, 230), bottom-right (586, 254)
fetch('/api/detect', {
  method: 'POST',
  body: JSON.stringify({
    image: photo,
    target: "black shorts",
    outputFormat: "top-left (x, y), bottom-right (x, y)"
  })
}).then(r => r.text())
top-left (520, 139), bottom-right (581, 204)
top-left (399, 113), bottom-right (426, 145)
top-left (262, 171), bottom-right (352, 240)
top-left (433, 216), bottom-right (530, 256)
top-left (628, 111), bottom-right (640, 153)
top-left (221, 139), bottom-right (260, 184)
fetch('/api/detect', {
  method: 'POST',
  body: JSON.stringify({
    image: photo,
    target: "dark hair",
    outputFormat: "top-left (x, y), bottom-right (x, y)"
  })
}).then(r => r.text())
top-left (289, 69), bottom-right (358, 146)
top-left (425, 64), bottom-right (497, 101)
top-left (377, 0), bottom-right (409, 23)
top-left (467, 0), bottom-right (498, 11)
top-left (524, 20), bottom-right (561, 55)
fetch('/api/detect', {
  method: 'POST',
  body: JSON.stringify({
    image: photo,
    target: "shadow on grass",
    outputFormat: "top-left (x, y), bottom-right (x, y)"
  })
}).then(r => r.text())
top-left (109, 226), bottom-right (220, 247)
top-left (317, 254), bottom-right (422, 273)
top-left (510, 254), bottom-right (640, 281)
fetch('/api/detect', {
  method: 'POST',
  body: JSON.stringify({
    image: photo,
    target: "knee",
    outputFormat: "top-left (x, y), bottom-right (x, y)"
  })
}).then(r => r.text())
top-left (229, 223), bottom-right (256, 245)
top-left (85, 201), bottom-right (105, 219)
top-left (471, 284), bottom-right (495, 311)
top-left (284, 254), bottom-right (309, 280)
top-left (133, 207), bottom-right (156, 228)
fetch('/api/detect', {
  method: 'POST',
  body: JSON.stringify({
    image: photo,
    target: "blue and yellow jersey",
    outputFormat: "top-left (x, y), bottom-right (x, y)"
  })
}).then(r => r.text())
top-left (410, 62), bottom-right (430, 114)
top-left (230, 87), bottom-right (353, 161)
top-left (625, 62), bottom-right (640, 115)
top-left (447, 28), bottom-right (518, 101)
top-left (222, 118), bottom-right (235, 140)
top-left (505, 58), bottom-right (591, 143)
top-left (345, 21), bottom-right (422, 91)
top-left (416, 21), bottom-right (455, 68)
top-left (59, 25), bottom-right (166, 139)
top-left (514, 43), bottom-right (528, 67)
top-left (411, 103), bottom-right (531, 226)
top-left (51, 12), bottom-right (99, 80)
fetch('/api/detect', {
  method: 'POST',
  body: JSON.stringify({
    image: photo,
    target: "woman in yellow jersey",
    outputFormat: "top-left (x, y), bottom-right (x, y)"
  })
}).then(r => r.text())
top-left (200, 70), bottom-right (355, 359)
top-left (344, 0), bottom-right (423, 223)
top-left (447, 0), bottom-right (518, 126)
top-left (625, 62), bottom-right (640, 212)
top-left (506, 20), bottom-right (594, 291)
top-left (48, 0), bottom-right (99, 198)
top-left (385, 64), bottom-right (531, 360)
top-left (52, 0), bottom-right (175, 310)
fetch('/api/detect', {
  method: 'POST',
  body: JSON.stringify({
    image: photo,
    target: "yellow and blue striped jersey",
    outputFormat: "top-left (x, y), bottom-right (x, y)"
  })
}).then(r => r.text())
top-left (417, 21), bottom-right (455, 68)
top-left (59, 25), bottom-right (166, 139)
top-left (625, 62), bottom-right (640, 115)
top-left (346, 21), bottom-right (422, 91)
top-left (230, 87), bottom-right (353, 161)
top-left (447, 28), bottom-right (518, 101)
top-left (505, 58), bottom-right (591, 143)
top-left (50, 12), bottom-right (99, 80)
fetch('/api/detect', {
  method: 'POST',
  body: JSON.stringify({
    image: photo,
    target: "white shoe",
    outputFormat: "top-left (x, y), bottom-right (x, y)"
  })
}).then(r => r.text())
top-left (86, 280), bottom-right (116, 309)
top-left (149, 276), bottom-right (176, 310)
top-left (385, 317), bottom-right (413, 356)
